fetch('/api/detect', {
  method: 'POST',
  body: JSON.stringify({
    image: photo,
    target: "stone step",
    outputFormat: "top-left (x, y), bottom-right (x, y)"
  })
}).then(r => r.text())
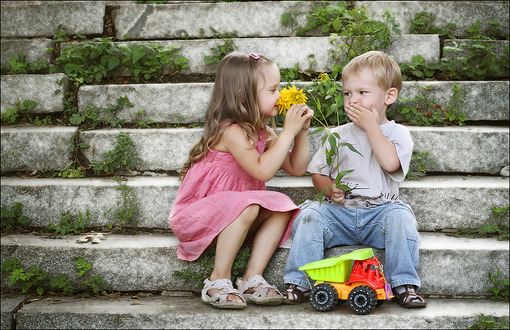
top-left (1, 294), bottom-right (508, 330)
top-left (0, 1), bottom-right (105, 38)
top-left (1, 176), bottom-right (508, 232)
top-left (66, 34), bottom-right (439, 76)
top-left (1, 232), bottom-right (508, 297)
top-left (359, 1), bottom-right (509, 39)
top-left (76, 81), bottom-right (509, 124)
top-left (110, 1), bottom-right (509, 40)
top-left (2, 1), bottom-right (507, 40)
top-left (2, 76), bottom-right (508, 123)
top-left (0, 74), bottom-right (70, 114)
top-left (3, 125), bottom-right (506, 174)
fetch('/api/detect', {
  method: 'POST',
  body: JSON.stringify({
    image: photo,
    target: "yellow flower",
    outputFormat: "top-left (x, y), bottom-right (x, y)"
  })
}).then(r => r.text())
top-left (277, 85), bottom-right (308, 115)
top-left (319, 73), bottom-right (329, 81)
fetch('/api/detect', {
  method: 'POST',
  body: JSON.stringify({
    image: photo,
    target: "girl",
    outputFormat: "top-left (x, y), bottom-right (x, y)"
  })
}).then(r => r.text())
top-left (169, 52), bottom-right (313, 309)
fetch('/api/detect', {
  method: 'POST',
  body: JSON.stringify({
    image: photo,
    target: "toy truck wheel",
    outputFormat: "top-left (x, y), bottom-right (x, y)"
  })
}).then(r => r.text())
top-left (347, 285), bottom-right (377, 315)
top-left (309, 283), bottom-right (338, 312)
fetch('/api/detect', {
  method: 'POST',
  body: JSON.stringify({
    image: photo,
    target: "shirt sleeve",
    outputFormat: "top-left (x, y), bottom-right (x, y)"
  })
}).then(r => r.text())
top-left (307, 140), bottom-right (331, 177)
top-left (387, 124), bottom-right (413, 182)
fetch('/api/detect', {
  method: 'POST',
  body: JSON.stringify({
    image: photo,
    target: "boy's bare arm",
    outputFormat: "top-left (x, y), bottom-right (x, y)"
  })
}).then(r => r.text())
top-left (312, 174), bottom-right (345, 204)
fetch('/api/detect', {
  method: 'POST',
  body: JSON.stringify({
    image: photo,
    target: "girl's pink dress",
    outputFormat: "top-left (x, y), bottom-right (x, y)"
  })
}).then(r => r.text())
top-left (169, 129), bottom-right (300, 261)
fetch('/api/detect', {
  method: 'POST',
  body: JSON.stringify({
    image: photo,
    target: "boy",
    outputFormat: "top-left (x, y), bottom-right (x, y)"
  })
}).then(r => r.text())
top-left (282, 51), bottom-right (426, 308)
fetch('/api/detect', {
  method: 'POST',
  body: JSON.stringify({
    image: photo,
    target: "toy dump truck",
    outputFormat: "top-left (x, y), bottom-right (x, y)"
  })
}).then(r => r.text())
top-left (299, 248), bottom-right (394, 315)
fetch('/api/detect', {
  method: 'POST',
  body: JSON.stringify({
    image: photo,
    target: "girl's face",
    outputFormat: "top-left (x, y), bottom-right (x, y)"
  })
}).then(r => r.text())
top-left (342, 68), bottom-right (390, 118)
top-left (257, 64), bottom-right (281, 120)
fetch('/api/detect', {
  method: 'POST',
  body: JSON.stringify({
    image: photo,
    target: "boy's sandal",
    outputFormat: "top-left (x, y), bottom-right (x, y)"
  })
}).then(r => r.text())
top-left (282, 284), bottom-right (310, 305)
top-left (393, 285), bottom-right (427, 308)
top-left (236, 275), bottom-right (284, 305)
top-left (201, 278), bottom-right (247, 309)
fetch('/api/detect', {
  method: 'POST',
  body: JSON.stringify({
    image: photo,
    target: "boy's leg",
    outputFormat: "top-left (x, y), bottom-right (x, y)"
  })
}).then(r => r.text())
top-left (359, 202), bottom-right (421, 289)
top-left (283, 201), bottom-right (358, 288)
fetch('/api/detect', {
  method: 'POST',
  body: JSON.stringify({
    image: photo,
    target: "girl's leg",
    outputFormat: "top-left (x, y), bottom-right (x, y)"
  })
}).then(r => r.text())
top-left (242, 208), bottom-right (292, 280)
top-left (208, 204), bottom-right (261, 302)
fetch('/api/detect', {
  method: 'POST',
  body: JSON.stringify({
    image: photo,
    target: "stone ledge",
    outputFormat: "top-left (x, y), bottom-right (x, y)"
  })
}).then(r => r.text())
top-left (8, 295), bottom-right (510, 329)
top-left (77, 126), bottom-right (509, 175)
top-left (358, 1), bottom-right (509, 39)
top-left (0, 1), bottom-right (105, 38)
top-left (0, 74), bottom-right (70, 114)
top-left (0, 38), bottom-right (54, 69)
top-left (76, 81), bottom-right (510, 124)
top-left (1, 232), bottom-right (508, 296)
top-left (1, 175), bottom-right (508, 231)
top-left (0, 126), bottom-right (77, 172)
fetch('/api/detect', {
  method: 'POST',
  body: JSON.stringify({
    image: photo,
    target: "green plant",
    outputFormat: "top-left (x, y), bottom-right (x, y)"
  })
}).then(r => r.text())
top-left (487, 270), bottom-right (509, 302)
top-left (89, 131), bottom-right (142, 175)
top-left (409, 11), bottom-right (456, 39)
top-left (172, 247), bottom-right (251, 291)
top-left (280, 63), bottom-right (301, 83)
top-left (1, 258), bottom-right (48, 295)
top-left (1, 100), bottom-right (37, 124)
top-left (70, 95), bottom-right (132, 129)
top-left (469, 314), bottom-right (509, 329)
top-left (1, 202), bottom-right (31, 233)
top-left (204, 28), bottom-right (238, 70)
top-left (104, 176), bottom-right (140, 234)
top-left (51, 37), bottom-right (187, 85)
top-left (305, 73), bottom-right (348, 127)
top-left (406, 150), bottom-right (435, 180)
top-left (47, 209), bottom-right (92, 235)
top-left (391, 83), bottom-right (467, 126)
top-left (1, 53), bottom-right (51, 75)
top-left (329, 7), bottom-right (400, 76)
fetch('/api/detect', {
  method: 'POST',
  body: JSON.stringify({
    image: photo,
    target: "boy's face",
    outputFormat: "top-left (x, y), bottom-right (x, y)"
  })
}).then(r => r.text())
top-left (342, 68), bottom-right (394, 118)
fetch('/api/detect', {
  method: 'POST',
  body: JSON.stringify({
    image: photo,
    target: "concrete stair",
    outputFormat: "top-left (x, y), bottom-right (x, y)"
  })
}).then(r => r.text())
top-left (1, 1), bottom-right (509, 329)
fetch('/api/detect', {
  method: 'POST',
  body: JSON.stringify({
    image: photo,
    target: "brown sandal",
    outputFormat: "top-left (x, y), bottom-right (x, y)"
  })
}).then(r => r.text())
top-left (282, 284), bottom-right (310, 305)
top-left (393, 285), bottom-right (427, 308)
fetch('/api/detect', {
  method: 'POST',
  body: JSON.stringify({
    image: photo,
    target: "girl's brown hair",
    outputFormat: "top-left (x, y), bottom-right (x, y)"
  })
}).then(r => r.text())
top-left (179, 52), bottom-right (275, 180)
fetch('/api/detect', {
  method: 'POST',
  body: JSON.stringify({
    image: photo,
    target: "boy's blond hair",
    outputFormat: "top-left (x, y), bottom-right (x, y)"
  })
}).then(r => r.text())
top-left (341, 51), bottom-right (402, 93)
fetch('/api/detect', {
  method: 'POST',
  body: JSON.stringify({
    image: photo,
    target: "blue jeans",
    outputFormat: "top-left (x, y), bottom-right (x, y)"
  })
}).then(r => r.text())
top-left (283, 200), bottom-right (421, 289)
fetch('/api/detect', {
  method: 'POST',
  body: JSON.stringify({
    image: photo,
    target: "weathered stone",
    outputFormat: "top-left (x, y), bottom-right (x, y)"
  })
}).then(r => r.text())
top-left (76, 81), bottom-right (509, 124)
top-left (80, 128), bottom-right (203, 172)
top-left (13, 295), bottom-right (510, 329)
top-left (0, 1), bottom-right (105, 38)
top-left (358, 1), bottom-right (509, 39)
top-left (1, 74), bottom-right (70, 114)
top-left (0, 38), bottom-right (54, 69)
top-left (77, 84), bottom-right (212, 124)
top-left (111, 1), bottom-right (310, 40)
top-left (1, 232), bottom-right (508, 297)
top-left (408, 126), bottom-right (509, 175)
top-left (0, 126), bottom-right (77, 172)
top-left (1, 176), bottom-right (507, 231)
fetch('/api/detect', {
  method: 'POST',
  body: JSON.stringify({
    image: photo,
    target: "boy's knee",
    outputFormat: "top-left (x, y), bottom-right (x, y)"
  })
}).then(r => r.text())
top-left (386, 207), bottom-right (418, 234)
top-left (292, 205), bottom-right (327, 233)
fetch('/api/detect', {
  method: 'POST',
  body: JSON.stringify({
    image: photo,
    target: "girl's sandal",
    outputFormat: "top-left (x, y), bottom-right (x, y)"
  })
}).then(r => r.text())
top-left (393, 285), bottom-right (427, 308)
top-left (282, 284), bottom-right (310, 305)
top-left (236, 275), bottom-right (284, 305)
top-left (201, 278), bottom-right (247, 309)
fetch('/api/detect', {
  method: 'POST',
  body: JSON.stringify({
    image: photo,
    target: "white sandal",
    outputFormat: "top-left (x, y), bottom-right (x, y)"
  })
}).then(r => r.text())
top-left (236, 275), bottom-right (284, 305)
top-left (201, 278), bottom-right (247, 309)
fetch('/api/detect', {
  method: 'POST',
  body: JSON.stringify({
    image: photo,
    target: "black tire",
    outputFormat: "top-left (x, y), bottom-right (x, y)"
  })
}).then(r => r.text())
top-left (309, 283), bottom-right (339, 312)
top-left (347, 285), bottom-right (378, 315)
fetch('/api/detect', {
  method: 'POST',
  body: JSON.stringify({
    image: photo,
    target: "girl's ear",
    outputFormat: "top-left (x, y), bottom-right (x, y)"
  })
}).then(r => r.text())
top-left (385, 87), bottom-right (398, 105)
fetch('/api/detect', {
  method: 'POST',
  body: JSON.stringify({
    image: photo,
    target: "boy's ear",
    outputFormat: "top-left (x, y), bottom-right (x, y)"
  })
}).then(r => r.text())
top-left (385, 87), bottom-right (398, 105)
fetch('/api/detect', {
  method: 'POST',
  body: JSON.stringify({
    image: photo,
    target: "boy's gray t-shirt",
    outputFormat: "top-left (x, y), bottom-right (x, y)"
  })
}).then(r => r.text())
top-left (308, 121), bottom-right (413, 209)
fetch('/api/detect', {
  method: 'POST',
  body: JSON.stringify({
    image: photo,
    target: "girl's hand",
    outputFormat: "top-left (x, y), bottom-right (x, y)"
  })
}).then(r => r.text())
top-left (330, 186), bottom-right (345, 204)
top-left (283, 103), bottom-right (313, 136)
top-left (345, 104), bottom-right (378, 131)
